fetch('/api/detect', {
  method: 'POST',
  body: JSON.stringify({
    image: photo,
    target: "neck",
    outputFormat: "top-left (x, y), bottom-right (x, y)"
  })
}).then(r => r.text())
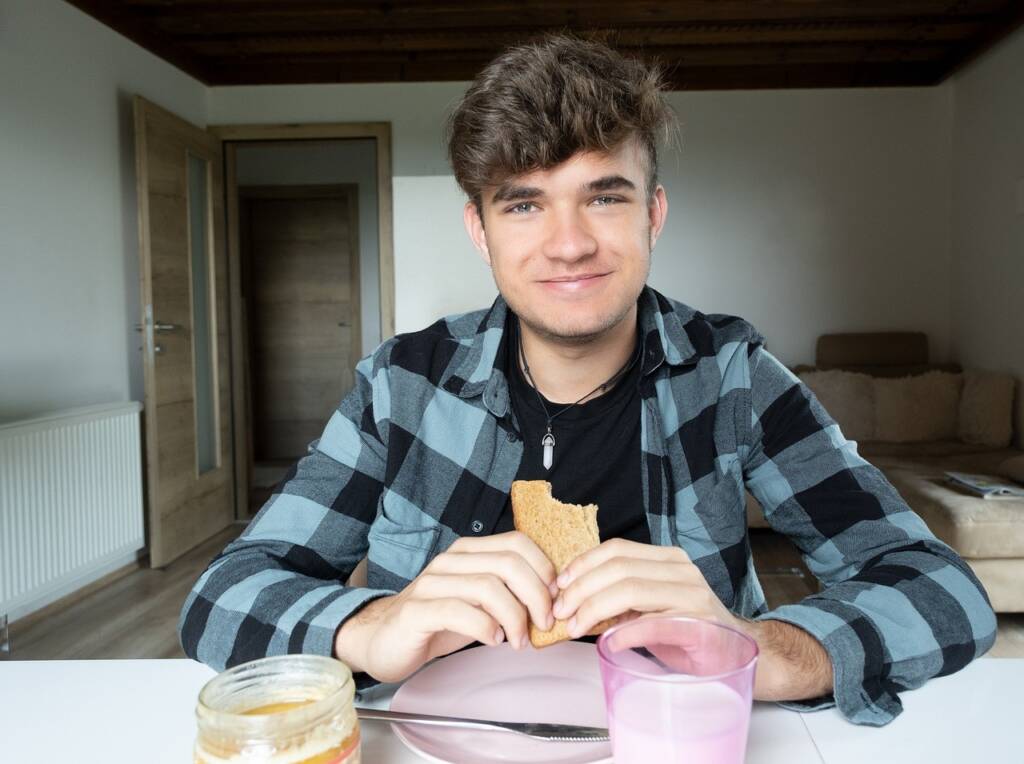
top-left (517, 308), bottom-right (639, 404)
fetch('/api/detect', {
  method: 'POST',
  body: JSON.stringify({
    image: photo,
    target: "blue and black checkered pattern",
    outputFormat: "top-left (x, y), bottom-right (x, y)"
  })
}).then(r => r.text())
top-left (179, 287), bottom-right (996, 725)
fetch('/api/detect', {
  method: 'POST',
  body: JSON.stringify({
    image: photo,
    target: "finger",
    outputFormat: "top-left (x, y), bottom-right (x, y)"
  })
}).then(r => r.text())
top-left (414, 573), bottom-right (534, 649)
top-left (632, 613), bottom-right (747, 676)
top-left (404, 597), bottom-right (504, 647)
top-left (449, 531), bottom-right (558, 588)
top-left (644, 633), bottom-right (717, 676)
top-left (568, 580), bottom-right (704, 638)
top-left (558, 538), bottom-right (688, 589)
top-left (428, 551), bottom-right (554, 632)
top-left (553, 558), bottom-right (693, 620)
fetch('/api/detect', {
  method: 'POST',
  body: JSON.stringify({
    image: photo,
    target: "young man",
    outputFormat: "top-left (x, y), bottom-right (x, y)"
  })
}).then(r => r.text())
top-left (180, 36), bottom-right (995, 726)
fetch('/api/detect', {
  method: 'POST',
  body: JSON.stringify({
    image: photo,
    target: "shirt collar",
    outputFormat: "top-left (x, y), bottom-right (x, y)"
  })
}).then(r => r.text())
top-left (637, 286), bottom-right (699, 374)
top-left (441, 286), bottom-right (700, 417)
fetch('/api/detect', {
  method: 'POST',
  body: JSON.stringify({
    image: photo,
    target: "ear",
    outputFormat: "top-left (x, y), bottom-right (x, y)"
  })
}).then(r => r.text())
top-left (463, 200), bottom-right (491, 266)
top-left (647, 185), bottom-right (668, 250)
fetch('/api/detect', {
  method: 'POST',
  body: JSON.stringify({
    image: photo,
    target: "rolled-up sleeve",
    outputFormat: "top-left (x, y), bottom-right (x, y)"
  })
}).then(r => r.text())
top-left (179, 346), bottom-right (398, 672)
top-left (741, 346), bottom-right (997, 725)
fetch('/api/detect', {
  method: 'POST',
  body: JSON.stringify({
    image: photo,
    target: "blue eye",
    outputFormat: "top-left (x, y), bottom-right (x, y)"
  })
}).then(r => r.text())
top-left (508, 202), bottom-right (536, 214)
top-left (593, 196), bottom-right (621, 206)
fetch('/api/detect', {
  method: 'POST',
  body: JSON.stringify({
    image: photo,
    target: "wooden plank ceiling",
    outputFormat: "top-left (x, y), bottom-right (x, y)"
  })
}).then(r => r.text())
top-left (66, 1), bottom-right (1024, 89)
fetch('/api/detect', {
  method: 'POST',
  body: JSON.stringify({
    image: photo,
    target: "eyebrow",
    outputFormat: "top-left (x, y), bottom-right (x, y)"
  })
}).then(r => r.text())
top-left (490, 174), bottom-right (637, 205)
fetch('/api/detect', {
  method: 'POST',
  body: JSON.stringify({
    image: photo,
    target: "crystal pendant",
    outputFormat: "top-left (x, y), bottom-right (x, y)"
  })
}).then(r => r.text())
top-left (541, 431), bottom-right (555, 470)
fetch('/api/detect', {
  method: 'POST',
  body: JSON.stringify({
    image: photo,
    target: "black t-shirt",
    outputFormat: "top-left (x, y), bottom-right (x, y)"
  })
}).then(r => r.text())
top-left (493, 318), bottom-right (650, 544)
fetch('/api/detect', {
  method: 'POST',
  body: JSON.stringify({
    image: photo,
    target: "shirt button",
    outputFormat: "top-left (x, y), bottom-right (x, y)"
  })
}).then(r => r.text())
top-left (506, 430), bottom-right (518, 442)
top-left (471, 520), bottom-right (484, 533)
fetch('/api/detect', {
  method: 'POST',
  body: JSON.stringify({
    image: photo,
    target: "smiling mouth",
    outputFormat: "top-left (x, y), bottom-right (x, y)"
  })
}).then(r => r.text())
top-left (542, 273), bottom-right (609, 284)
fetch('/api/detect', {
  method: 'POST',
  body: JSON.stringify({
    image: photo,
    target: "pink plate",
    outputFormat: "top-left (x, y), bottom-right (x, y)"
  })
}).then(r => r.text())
top-left (389, 641), bottom-right (613, 764)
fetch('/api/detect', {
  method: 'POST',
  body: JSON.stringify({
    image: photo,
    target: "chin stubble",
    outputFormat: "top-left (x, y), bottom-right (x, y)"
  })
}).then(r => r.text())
top-left (502, 233), bottom-right (653, 346)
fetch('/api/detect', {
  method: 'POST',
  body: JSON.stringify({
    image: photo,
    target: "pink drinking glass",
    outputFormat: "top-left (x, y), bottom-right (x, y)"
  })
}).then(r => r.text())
top-left (596, 616), bottom-right (759, 764)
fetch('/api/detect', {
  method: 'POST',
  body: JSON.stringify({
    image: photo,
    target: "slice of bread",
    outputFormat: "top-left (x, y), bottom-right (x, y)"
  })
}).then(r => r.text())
top-left (510, 480), bottom-right (615, 648)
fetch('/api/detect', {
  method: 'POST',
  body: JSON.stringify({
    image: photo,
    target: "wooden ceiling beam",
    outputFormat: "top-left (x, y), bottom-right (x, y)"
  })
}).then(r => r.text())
top-left (203, 58), bottom-right (946, 89)
top-left (153, 14), bottom-right (1008, 39)
top-left (162, 16), bottom-right (992, 38)
top-left (62, 0), bottom-right (1022, 90)
top-left (191, 42), bottom-right (952, 69)
top-left (936, 0), bottom-right (1024, 79)
top-left (123, 0), bottom-right (1010, 28)
top-left (174, 20), bottom-right (990, 57)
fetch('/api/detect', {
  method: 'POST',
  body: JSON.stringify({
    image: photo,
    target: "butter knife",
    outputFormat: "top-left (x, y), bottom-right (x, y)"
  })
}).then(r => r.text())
top-left (356, 707), bottom-right (610, 742)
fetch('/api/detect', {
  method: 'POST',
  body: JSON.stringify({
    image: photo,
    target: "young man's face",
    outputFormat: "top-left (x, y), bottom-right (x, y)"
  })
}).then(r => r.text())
top-left (465, 141), bottom-right (668, 344)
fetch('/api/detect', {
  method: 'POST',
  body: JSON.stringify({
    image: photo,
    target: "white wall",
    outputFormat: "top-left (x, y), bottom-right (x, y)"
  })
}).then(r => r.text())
top-left (654, 88), bottom-right (954, 365)
top-left (393, 176), bottom-right (497, 332)
top-left (950, 26), bottom-right (1024, 446)
top-left (234, 140), bottom-right (381, 351)
top-left (381, 88), bottom-right (958, 366)
top-left (0, 0), bottom-right (207, 423)
top-left (208, 82), bottom-right (466, 177)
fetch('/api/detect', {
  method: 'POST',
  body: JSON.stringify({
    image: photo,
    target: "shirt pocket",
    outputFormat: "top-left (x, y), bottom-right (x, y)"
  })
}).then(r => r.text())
top-left (366, 511), bottom-right (440, 584)
top-left (674, 460), bottom-right (747, 555)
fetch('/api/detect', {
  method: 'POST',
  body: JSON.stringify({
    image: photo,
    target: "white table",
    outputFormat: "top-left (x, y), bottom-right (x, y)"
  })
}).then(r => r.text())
top-left (800, 658), bottom-right (1019, 763)
top-left (0, 658), bottom-right (1017, 762)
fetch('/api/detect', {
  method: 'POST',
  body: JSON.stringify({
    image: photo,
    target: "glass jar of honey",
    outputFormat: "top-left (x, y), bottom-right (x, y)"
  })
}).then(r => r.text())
top-left (195, 655), bottom-right (360, 764)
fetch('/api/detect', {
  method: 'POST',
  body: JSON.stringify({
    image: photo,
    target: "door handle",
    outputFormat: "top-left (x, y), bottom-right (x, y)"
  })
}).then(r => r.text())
top-left (337, 322), bottom-right (349, 327)
top-left (134, 322), bottom-right (181, 332)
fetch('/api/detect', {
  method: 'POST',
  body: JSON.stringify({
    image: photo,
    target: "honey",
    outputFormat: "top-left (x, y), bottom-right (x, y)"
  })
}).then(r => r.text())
top-left (195, 655), bottom-right (360, 764)
top-left (244, 701), bottom-right (316, 716)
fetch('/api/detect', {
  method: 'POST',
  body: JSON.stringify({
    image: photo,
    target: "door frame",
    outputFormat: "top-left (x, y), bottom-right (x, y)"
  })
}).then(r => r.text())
top-left (238, 183), bottom-right (361, 501)
top-left (210, 122), bottom-right (394, 521)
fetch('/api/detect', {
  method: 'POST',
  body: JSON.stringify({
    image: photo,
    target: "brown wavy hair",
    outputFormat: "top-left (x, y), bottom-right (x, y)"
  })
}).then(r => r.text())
top-left (446, 35), bottom-right (676, 211)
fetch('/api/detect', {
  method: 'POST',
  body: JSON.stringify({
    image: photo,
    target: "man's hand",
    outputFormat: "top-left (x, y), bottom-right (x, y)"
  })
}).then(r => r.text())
top-left (334, 531), bottom-right (557, 683)
top-left (553, 538), bottom-right (833, 701)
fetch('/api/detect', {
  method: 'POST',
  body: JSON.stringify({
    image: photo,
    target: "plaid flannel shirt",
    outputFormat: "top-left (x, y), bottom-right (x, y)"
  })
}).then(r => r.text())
top-left (180, 286), bottom-right (996, 725)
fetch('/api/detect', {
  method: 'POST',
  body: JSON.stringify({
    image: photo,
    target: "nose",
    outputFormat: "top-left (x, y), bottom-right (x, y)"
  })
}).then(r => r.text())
top-left (540, 207), bottom-right (598, 262)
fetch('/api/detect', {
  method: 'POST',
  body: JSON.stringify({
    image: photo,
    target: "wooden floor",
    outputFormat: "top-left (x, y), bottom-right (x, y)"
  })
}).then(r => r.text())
top-left (4, 528), bottom-right (1022, 660)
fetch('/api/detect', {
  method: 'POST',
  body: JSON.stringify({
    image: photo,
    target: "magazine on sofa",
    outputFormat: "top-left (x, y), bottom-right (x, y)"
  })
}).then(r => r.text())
top-left (945, 471), bottom-right (1024, 500)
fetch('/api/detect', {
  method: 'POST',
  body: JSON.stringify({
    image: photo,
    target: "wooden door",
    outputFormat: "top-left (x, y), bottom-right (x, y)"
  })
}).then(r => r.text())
top-left (134, 97), bottom-right (234, 568)
top-left (240, 186), bottom-right (361, 462)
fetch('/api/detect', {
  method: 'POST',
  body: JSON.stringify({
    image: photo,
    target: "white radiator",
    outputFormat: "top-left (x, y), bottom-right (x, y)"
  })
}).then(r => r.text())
top-left (0, 402), bottom-right (145, 622)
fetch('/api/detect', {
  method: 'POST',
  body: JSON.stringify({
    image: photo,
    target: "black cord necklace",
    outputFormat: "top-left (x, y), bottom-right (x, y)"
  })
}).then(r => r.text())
top-left (515, 316), bottom-right (641, 470)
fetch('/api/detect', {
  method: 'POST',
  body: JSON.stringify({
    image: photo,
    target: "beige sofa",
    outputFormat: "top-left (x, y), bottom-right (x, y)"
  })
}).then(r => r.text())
top-left (747, 332), bottom-right (1024, 612)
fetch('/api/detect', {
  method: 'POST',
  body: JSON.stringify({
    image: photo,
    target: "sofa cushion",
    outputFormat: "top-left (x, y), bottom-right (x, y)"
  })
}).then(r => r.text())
top-left (1000, 454), bottom-right (1024, 485)
top-left (881, 462), bottom-right (1024, 558)
top-left (959, 370), bottom-right (1015, 448)
top-left (816, 332), bottom-right (928, 367)
top-left (818, 363), bottom-right (962, 378)
top-left (858, 440), bottom-right (1002, 458)
top-left (867, 449), bottom-right (1021, 473)
top-left (798, 370), bottom-right (875, 442)
top-left (874, 372), bottom-right (962, 443)
top-left (960, 558), bottom-right (1024, 614)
